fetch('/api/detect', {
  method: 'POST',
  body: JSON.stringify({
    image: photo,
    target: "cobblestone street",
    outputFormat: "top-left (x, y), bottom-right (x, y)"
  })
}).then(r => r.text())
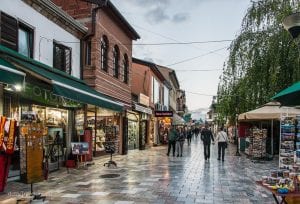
top-left (0, 138), bottom-right (276, 204)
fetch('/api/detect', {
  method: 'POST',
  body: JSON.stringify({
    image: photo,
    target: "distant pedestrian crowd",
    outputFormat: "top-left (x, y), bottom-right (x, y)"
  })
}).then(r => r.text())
top-left (166, 124), bottom-right (229, 161)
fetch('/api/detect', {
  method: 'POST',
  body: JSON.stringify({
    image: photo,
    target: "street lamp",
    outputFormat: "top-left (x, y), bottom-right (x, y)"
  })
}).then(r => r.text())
top-left (282, 12), bottom-right (300, 38)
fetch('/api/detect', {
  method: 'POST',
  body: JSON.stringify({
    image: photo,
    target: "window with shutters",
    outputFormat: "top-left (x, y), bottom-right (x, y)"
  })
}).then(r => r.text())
top-left (112, 45), bottom-right (119, 78)
top-left (53, 42), bottom-right (72, 74)
top-left (0, 12), bottom-right (33, 58)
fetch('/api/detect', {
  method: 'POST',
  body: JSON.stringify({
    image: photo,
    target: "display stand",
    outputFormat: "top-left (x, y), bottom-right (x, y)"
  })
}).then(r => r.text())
top-left (245, 127), bottom-right (267, 161)
top-left (279, 117), bottom-right (295, 169)
top-left (103, 126), bottom-right (117, 167)
top-left (19, 122), bottom-right (46, 201)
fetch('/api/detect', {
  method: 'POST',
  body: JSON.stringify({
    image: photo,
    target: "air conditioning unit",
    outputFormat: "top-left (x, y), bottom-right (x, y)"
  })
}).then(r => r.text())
top-left (155, 103), bottom-right (161, 110)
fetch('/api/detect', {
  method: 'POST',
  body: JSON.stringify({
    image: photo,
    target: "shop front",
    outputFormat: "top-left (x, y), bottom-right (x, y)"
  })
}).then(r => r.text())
top-left (1, 79), bottom-right (75, 182)
top-left (132, 103), bottom-right (152, 150)
top-left (154, 111), bottom-right (173, 144)
top-left (127, 111), bottom-right (140, 150)
top-left (75, 106), bottom-right (122, 156)
top-left (0, 45), bottom-right (123, 188)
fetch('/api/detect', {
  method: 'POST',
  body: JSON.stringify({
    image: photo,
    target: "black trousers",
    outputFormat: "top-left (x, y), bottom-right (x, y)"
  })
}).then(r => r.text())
top-left (187, 136), bottom-right (191, 146)
top-left (204, 144), bottom-right (210, 160)
top-left (218, 142), bottom-right (226, 161)
top-left (167, 141), bottom-right (176, 156)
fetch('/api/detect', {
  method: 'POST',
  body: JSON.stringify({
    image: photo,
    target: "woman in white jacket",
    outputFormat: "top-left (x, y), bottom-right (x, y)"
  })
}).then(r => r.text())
top-left (215, 127), bottom-right (228, 161)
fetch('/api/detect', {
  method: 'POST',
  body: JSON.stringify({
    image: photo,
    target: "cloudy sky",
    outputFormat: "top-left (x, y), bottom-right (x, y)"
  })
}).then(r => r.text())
top-left (111, 0), bottom-right (252, 111)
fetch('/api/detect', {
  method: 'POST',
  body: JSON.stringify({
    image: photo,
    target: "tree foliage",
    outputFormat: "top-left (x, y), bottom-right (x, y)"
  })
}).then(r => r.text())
top-left (217, 0), bottom-right (300, 125)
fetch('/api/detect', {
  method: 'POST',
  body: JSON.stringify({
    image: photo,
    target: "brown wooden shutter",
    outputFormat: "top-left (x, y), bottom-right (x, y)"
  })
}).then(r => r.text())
top-left (0, 12), bottom-right (18, 51)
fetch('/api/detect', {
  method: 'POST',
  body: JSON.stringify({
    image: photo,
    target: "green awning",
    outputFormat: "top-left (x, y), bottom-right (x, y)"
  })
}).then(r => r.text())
top-left (13, 58), bottom-right (123, 111)
top-left (0, 58), bottom-right (25, 86)
top-left (0, 45), bottom-right (123, 111)
top-left (271, 81), bottom-right (300, 106)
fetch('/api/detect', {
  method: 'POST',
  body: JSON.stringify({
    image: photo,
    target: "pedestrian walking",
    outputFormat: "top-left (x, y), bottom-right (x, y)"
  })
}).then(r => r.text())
top-left (176, 127), bottom-right (185, 157)
top-left (186, 128), bottom-right (192, 146)
top-left (167, 125), bottom-right (177, 156)
top-left (201, 124), bottom-right (214, 161)
top-left (216, 127), bottom-right (228, 162)
top-left (194, 127), bottom-right (200, 139)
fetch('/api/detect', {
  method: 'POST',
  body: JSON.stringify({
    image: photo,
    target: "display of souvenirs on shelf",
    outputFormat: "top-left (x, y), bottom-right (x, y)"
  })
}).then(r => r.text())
top-left (280, 117), bottom-right (296, 169)
top-left (260, 167), bottom-right (300, 193)
top-left (20, 122), bottom-right (46, 184)
top-left (94, 129), bottom-right (105, 151)
top-left (245, 128), bottom-right (267, 159)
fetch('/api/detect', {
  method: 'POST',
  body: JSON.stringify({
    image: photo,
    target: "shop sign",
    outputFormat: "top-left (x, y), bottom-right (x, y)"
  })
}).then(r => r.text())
top-left (134, 104), bottom-right (152, 115)
top-left (139, 93), bottom-right (149, 106)
top-left (155, 111), bottom-right (173, 117)
top-left (21, 83), bottom-right (80, 107)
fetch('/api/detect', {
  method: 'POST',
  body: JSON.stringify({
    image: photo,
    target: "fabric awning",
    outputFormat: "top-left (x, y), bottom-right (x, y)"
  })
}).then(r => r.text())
top-left (0, 45), bottom-right (123, 112)
top-left (12, 58), bottom-right (123, 111)
top-left (0, 58), bottom-right (25, 86)
top-left (238, 102), bottom-right (300, 121)
top-left (271, 81), bottom-right (300, 106)
top-left (172, 113), bottom-right (185, 125)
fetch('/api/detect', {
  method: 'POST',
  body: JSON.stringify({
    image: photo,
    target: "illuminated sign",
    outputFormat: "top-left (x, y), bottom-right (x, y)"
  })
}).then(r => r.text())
top-left (155, 111), bottom-right (173, 117)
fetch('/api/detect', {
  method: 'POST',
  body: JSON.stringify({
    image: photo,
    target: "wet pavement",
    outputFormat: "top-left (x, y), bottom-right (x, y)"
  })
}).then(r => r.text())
top-left (0, 137), bottom-right (277, 203)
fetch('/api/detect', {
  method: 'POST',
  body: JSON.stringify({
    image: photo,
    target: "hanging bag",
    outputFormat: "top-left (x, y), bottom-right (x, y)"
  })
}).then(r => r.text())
top-left (221, 132), bottom-right (228, 148)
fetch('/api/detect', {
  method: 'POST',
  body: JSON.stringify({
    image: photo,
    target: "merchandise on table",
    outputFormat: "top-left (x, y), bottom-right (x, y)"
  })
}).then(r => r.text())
top-left (260, 168), bottom-right (300, 193)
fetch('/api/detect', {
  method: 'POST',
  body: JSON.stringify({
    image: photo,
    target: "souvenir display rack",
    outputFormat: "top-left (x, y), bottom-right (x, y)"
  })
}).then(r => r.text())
top-left (20, 122), bottom-right (46, 184)
top-left (295, 116), bottom-right (300, 166)
top-left (280, 117), bottom-right (296, 169)
top-left (245, 128), bottom-right (267, 159)
top-left (104, 125), bottom-right (118, 153)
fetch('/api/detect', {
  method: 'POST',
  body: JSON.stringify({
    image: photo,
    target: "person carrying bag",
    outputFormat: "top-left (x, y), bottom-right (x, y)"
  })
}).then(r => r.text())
top-left (216, 127), bottom-right (228, 162)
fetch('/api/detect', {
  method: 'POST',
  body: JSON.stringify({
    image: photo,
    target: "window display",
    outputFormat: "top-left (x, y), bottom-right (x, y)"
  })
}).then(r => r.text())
top-left (27, 105), bottom-right (67, 172)
top-left (75, 107), bottom-right (120, 156)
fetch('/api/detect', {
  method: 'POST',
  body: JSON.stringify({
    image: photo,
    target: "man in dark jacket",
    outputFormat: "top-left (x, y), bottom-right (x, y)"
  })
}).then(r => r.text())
top-left (201, 124), bottom-right (214, 161)
top-left (167, 125), bottom-right (177, 156)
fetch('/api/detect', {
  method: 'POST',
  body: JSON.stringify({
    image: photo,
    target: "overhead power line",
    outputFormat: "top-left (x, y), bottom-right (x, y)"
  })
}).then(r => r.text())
top-left (185, 91), bottom-right (216, 96)
top-left (166, 46), bottom-right (228, 66)
top-left (133, 39), bottom-right (232, 46)
top-left (174, 69), bottom-right (222, 72)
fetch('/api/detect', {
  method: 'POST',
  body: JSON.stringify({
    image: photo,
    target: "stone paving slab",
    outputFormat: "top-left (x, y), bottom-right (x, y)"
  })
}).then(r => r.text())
top-left (0, 137), bottom-right (277, 203)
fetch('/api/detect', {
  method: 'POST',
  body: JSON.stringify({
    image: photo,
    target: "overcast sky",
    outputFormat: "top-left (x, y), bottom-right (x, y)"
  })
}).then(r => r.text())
top-left (111, 0), bottom-right (252, 111)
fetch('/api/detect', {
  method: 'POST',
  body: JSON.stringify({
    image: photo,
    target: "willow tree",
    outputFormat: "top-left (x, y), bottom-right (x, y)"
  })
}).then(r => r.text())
top-left (217, 0), bottom-right (300, 125)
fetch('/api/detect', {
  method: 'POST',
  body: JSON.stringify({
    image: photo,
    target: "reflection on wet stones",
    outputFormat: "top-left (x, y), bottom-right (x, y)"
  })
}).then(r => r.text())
top-left (100, 174), bottom-right (120, 178)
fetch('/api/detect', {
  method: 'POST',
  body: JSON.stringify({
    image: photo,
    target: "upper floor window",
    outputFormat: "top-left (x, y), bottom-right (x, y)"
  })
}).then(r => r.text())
top-left (123, 54), bottom-right (129, 84)
top-left (53, 42), bottom-right (71, 74)
top-left (85, 41), bottom-right (91, 65)
top-left (100, 36), bottom-right (108, 72)
top-left (0, 12), bottom-right (33, 58)
top-left (112, 45), bottom-right (119, 78)
top-left (18, 23), bottom-right (33, 58)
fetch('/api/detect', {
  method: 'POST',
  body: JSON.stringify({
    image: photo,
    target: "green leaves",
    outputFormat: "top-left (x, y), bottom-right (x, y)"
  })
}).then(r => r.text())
top-left (217, 0), bottom-right (300, 125)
